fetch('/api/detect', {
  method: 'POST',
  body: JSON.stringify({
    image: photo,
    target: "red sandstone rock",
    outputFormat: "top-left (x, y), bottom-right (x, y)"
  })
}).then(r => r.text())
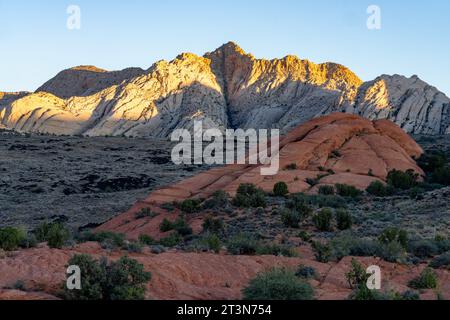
top-left (97, 114), bottom-right (424, 239)
top-left (0, 244), bottom-right (448, 300)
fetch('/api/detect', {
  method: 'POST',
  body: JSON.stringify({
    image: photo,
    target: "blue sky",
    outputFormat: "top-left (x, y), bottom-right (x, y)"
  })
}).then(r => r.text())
top-left (1, 0), bottom-right (450, 95)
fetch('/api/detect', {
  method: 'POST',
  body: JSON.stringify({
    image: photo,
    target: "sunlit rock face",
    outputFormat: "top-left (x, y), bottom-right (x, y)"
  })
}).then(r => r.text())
top-left (1, 42), bottom-right (448, 136)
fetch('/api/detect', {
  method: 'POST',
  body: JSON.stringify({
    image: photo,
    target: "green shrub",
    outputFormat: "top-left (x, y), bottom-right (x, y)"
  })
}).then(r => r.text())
top-left (227, 233), bottom-right (260, 255)
top-left (273, 182), bottom-right (289, 196)
top-left (138, 234), bottom-right (155, 246)
top-left (408, 240), bottom-right (439, 258)
top-left (387, 169), bottom-right (419, 190)
top-left (158, 233), bottom-right (183, 247)
top-left (312, 241), bottom-right (332, 263)
top-left (335, 209), bottom-right (352, 230)
top-left (295, 265), bottom-right (317, 279)
top-left (232, 184), bottom-right (267, 208)
top-left (378, 241), bottom-right (407, 263)
top-left (0, 227), bottom-right (26, 251)
top-left (429, 252), bottom-right (450, 269)
top-left (298, 231), bottom-right (312, 242)
top-left (33, 222), bottom-right (70, 249)
top-left (256, 243), bottom-right (298, 257)
top-left (160, 217), bottom-right (192, 236)
top-left (318, 185), bottom-right (335, 195)
top-left (281, 209), bottom-right (301, 228)
top-left (91, 231), bottom-right (125, 248)
top-left (366, 181), bottom-right (393, 197)
top-left (125, 241), bottom-right (143, 253)
top-left (285, 163), bottom-right (298, 170)
top-left (180, 199), bottom-right (201, 214)
top-left (202, 216), bottom-right (224, 234)
top-left (408, 268), bottom-right (438, 289)
top-left (195, 233), bottom-right (222, 253)
top-left (431, 166), bottom-right (450, 186)
top-left (202, 191), bottom-right (229, 209)
top-left (335, 184), bottom-right (362, 198)
top-left (135, 208), bottom-right (157, 219)
top-left (63, 254), bottom-right (151, 300)
top-left (160, 218), bottom-right (174, 232)
top-left (378, 227), bottom-right (408, 249)
top-left (288, 193), bottom-right (346, 209)
top-left (346, 258), bottom-right (369, 289)
top-left (313, 208), bottom-right (333, 232)
top-left (243, 268), bottom-right (314, 300)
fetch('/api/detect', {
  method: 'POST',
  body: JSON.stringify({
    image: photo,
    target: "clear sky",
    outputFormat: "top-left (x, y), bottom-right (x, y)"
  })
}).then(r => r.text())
top-left (1, 0), bottom-right (450, 96)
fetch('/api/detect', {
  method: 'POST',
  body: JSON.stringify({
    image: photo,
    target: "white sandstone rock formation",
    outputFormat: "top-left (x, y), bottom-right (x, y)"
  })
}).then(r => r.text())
top-left (1, 42), bottom-right (448, 137)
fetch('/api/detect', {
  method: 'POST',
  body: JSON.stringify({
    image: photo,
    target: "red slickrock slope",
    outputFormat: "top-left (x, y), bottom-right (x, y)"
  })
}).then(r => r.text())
top-left (0, 243), bottom-right (448, 300)
top-left (96, 113), bottom-right (424, 239)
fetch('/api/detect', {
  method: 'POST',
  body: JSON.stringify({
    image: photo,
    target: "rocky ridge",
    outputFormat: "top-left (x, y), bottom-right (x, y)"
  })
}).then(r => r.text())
top-left (1, 42), bottom-right (448, 136)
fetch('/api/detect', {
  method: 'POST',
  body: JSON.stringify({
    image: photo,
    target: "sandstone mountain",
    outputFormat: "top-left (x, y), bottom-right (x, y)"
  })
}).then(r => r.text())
top-left (96, 114), bottom-right (424, 240)
top-left (1, 42), bottom-right (449, 136)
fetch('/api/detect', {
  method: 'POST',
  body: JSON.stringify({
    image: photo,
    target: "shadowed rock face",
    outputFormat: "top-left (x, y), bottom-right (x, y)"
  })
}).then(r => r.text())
top-left (96, 113), bottom-right (424, 239)
top-left (1, 42), bottom-right (448, 136)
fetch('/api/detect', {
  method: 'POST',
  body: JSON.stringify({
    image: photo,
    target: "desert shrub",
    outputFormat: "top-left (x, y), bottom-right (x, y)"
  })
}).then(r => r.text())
top-left (435, 236), bottom-right (450, 253)
top-left (202, 190), bottom-right (229, 209)
top-left (202, 216), bottom-right (224, 234)
top-left (0, 227), bottom-right (26, 251)
top-left (232, 184), bottom-right (267, 208)
top-left (138, 234), bottom-right (155, 246)
top-left (124, 241), bottom-right (143, 253)
top-left (431, 166), bottom-right (450, 186)
top-left (256, 243), bottom-right (298, 257)
top-left (63, 254), bottom-right (151, 300)
top-left (347, 239), bottom-right (380, 257)
top-left (295, 265), bottom-right (317, 279)
top-left (285, 163), bottom-right (298, 170)
top-left (281, 208), bottom-right (301, 228)
top-left (273, 182), bottom-right (289, 197)
top-left (408, 240), bottom-right (439, 258)
top-left (378, 241), bottom-right (407, 263)
top-left (135, 208), bottom-right (157, 219)
top-left (312, 241), bottom-right (332, 263)
top-left (158, 233), bottom-right (183, 247)
top-left (408, 268), bottom-right (438, 289)
top-left (180, 199), bottom-right (201, 214)
top-left (288, 193), bottom-right (346, 209)
top-left (285, 198), bottom-right (313, 219)
top-left (298, 231), bottom-right (312, 242)
top-left (160, 218), bottom-right (175, 232)
top-left (366, 181), bottom-right (394, 197)
top-left (33, 222), bottom-right (70, 249)
top-left (429, 252), bottom-right (450, 269)
top-left (242, 268), bottom-right (314, 300)
top-left (387, 169), bottom-right (419, 190)
top-left (401, 290), bottom-right (421, 300)
top-left (378, 227), bottom-right (408, 249)
top-left (346, 258), bottom-right (368, 289)
top-left (409, 186), bottom-right (425, 199)
top-left (227, 233), bottom-right (260, 255)
top-left (335, 184), bottom-right (362, 198)
top-left (160, 202), bottom-right (176, 212)
top-left (20, 233), bottom-right (38, 249)
top-left (335, 209), bottom-right (352, 230)
top-left (92, 231), bottom-right (125, 248)
top-left (160, 217), bottom-right (192, 236)
top-left (318, 185), bottom-right (335, 195)
top-left (313, 208), bottom-right (333, 232)
top-left (193, 233), bottom-right (222, 253)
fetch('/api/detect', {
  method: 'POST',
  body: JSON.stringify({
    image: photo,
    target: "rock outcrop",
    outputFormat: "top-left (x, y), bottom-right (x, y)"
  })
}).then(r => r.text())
top-left (0, 243), bottom-right (448, 300)
top-left (96, 114), bottom-right (424, 239)
top-left (1, 42), bottom-right (448, 136)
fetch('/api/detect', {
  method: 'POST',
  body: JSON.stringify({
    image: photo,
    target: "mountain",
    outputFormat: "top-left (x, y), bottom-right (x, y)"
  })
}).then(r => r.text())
top-left (1, 42), bottom-right (449, 136)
